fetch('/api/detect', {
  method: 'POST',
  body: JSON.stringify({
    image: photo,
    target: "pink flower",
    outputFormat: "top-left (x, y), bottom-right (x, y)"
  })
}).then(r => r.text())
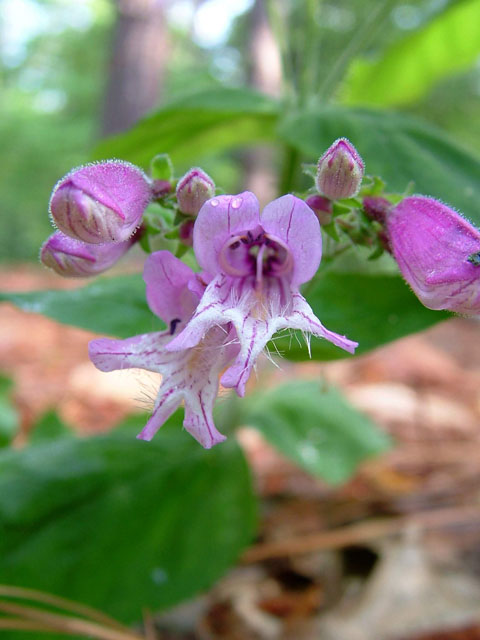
top-left (167, 192), bottom-right (357, 397)
top-left (89, 192), bottom-right (357, 448)
top-left (387, 196), bottom-right (480, 315)
top-left (89, 251), bottom-right (237, 448)
top-left (50, 161), bottom-right (152, 244)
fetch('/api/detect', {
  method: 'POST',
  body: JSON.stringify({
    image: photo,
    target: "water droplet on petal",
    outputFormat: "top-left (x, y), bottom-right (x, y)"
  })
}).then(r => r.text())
top-left (210, 199), bottom-right (219, 207)
top-left (232, 197), bottom-right (243, 209)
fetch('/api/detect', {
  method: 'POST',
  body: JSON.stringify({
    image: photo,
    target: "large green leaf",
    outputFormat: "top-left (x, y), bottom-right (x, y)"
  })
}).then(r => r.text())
top-left (0, 414), bottom-right (256, 622)
top-left (275, 269), bottom-right (449, 362)
top-left (279, 106), bottom-right (480, 224)
top-left (0, 274), bottom-right (159, 338)
top-left (245, 381), bottom-right (390, 484)
top-left (93, 87), bottom-right (280, 168)
top-left (342, 0), bottom-right (480, 107)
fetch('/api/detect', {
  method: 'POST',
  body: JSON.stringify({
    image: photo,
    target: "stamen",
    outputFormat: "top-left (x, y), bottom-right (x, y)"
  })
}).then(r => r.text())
top-left (256, 243), bottom-right (267, 289)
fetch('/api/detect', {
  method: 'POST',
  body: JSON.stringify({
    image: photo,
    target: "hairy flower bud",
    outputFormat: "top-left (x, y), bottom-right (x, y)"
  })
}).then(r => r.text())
top-left (305, 195), bottom-right (333, 225)
top-left (41, 231), bottom-right (133, 277)
top-left (176, 167), bottom-right (215, 216)
top-left (387, 196), bottom-right (480, 315)
top-left (49, 161), bottom-right (152, 244)
top-left (316, 138), bottom-right (364, 200)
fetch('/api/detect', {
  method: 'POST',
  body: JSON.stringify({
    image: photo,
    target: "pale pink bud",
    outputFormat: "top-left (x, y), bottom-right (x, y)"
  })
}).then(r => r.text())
top-left (41, 231), bottom-right (133, 277)
top-left (316, 138), bottom-right (364, 200)
top-left (305, 194), bottom-right (333, 225)
top-left (49, 161), bottom-right (152, 244)
top-left (387, 196), bottom-right (480, 315)
top-left (176, 167), bottom-right (215, 216)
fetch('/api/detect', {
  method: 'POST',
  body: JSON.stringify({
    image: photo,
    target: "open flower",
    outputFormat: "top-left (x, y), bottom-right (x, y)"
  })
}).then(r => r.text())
top-left (167, 192), bottom-right (358, 397)
top-left (387, 196), bottom-right (480, 315)
top-left (89, 251), bottom-right (237, 448)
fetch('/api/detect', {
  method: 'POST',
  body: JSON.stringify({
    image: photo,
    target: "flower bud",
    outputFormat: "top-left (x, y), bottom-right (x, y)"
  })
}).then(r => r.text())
top-left (305, 194), bottom-right (333, 225)
top-left (151, 180), bottom-right (172, 199)
top-left (49, 161), bottom-right (152, 244)
top-left (41, 231), bottom-right (132, 277)
top-left (176, 167), bottom-right (215, 216)
top-left (387, 196), bottom-right (480, 315)
top-left (316, 138), bottom-right (364, 200)
top-left (363, 196), bottom-right (392, 224)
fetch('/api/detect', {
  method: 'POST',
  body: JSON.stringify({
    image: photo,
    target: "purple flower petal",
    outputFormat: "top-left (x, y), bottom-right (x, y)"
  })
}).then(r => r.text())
top-left (89, 325), bottom-right (235, 449)
top-left (89, 332), bottom-right (174, 372)
top-left (169, 273), bottom-right (357, 397)
top-left (193, 192), bottom-right (260, 275)
top-left (287, 291), bottom-right (358, 353)
top-left (143, 251), bottom-right (201, 326)
top-left (261, 194), bottom-right (322, 285)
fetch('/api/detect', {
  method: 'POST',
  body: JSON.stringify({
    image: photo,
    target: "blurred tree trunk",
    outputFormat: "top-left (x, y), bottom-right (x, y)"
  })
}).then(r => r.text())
top-left (101, 0), bottom-right (168, 137)
top-left (244, 0), bottom-right (282, 202)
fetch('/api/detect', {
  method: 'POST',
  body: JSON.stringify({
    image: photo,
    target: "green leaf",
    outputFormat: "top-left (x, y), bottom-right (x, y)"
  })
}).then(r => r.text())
top-left (0, 375), bottom-right (19, 448)
top-left (342, 0), bottom-right (480, 107)
top-left (245, 381), bottom-right (390, 484)
top-left (0, 413), bottom-right (257, 622)
top-left (29, 410), bottom-right (72, 443)
top-left (93, 87), bottom-right (280, 168)
top-left (279, 106), bottom-right (480, 225)
top-left (0, 274), bottom-right (160, 338)
top-left (277, 269), bottom-right (449, 362)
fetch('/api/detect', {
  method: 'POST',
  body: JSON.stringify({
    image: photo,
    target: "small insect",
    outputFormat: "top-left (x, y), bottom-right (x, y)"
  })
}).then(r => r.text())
top-left (467, 251), bottom-right (480, 266)
top-left (169, 318), bottom-right (181, 335)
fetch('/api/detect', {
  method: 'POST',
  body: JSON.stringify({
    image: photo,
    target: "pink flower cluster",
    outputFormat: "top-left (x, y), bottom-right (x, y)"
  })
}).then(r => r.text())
top-left (89, 192), bottom-right (357, 448)
top-left (41, 138), bottom-right (480, 448)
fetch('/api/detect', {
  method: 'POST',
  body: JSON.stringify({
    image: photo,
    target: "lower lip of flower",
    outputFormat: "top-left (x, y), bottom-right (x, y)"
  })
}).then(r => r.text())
top-left (218, 230), bottom-right (293, 281)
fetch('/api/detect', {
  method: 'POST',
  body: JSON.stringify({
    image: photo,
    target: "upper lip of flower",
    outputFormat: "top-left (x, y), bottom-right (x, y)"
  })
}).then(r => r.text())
top-left (193, 191), bottom-right (323, 286)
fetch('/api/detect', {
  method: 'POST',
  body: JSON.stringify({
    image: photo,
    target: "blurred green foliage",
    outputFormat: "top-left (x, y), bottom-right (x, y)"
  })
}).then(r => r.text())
top-left (0, 1), bottom-right (113, 260)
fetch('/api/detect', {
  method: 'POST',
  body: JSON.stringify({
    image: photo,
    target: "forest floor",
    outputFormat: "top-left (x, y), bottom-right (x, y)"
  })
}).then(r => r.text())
top-left (1, 263), bottom-right (480, 640)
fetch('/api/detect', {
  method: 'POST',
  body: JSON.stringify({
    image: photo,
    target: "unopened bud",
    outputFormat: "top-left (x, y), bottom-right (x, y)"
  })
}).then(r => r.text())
top-left (316, 138), bottom-right (364, 200)
top-left (176, 167), bottom-right (215, 216)
top-left (41, 231), bottom-right (132, 277)
top-left (363, 196), bottom-right (392, 224)
top-left (49, 161), bottom-right (152, 244)
top-left (305, 195), bottom-right (333, 225)
top-left (152, 180), bottom-right (172, 199)
top-left (387, 196), bottom-right (480, 315)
